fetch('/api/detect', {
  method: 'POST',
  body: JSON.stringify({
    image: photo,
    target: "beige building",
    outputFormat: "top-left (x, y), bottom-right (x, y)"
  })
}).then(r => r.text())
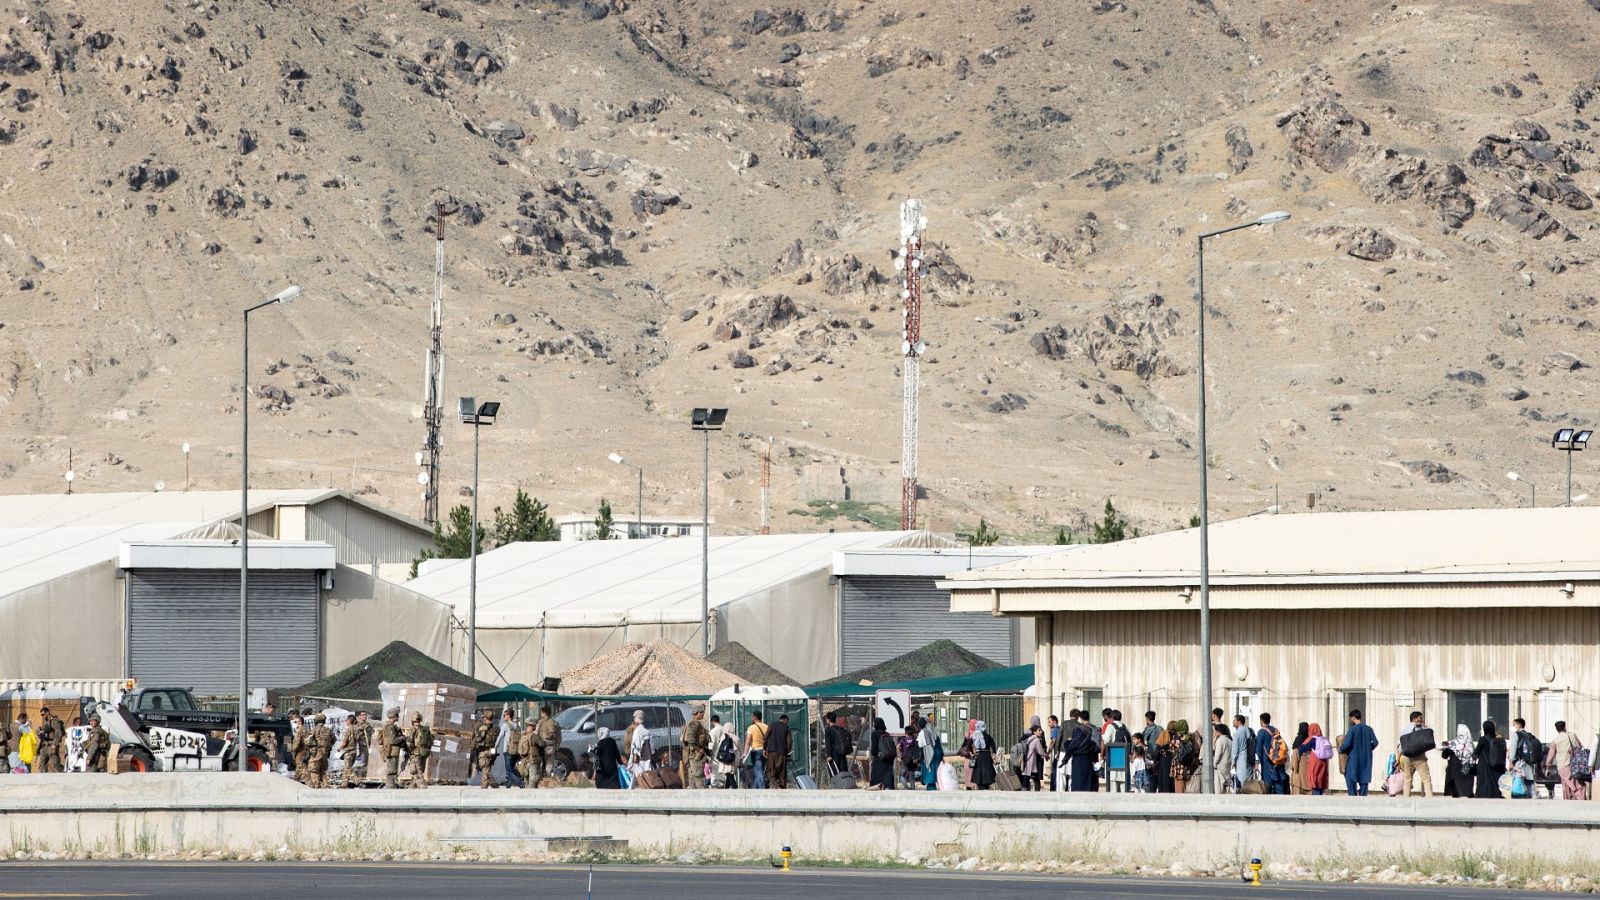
top-left (945, 507), bottom-right (1600, 791)
top-left (0, 489), bottom-right (451, 696)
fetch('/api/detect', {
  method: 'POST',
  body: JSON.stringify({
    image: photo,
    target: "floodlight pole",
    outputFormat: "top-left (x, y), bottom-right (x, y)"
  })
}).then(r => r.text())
top-left (1566, 449), bottom-right (1574, 507)
top-left (1195, 214), bottom-right (1285, 795)
top-left (469, 412), bottom-right (481, 679)
top-left (240, 285), bottom-right (300, 772)
top-left (701, 427), bottom-right (710, 657)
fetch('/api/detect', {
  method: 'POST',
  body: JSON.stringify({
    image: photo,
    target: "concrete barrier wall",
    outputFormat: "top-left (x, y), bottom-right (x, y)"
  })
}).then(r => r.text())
top-left (6, 774), bottom-right (1600, 866)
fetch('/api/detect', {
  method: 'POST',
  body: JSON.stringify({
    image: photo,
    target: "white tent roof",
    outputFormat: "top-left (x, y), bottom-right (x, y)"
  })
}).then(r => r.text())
top-left (0, 522), bottom-right (211, 597)
top-left (0, 488), bottom-right (426, 531)
top-left (944, 507), bottom-right (1600, 590)
top-left (406, 531), bottom-right (917, 628)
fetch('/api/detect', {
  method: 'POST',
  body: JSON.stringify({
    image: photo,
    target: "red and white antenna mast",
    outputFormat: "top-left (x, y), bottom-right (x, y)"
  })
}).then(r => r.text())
top-left (897, 199), bottom-right (927, 531)
top-left (420, 199), bottom-right (457, 525)
top-left (759, 435), bottom-right (774, 535)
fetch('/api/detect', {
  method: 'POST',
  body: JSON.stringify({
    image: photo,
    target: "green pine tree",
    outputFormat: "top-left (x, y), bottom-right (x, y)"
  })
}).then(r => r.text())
top-left (1090, 499), bottom-right (1132, 544)
top-left (491, 488), bottom-right (558, 546)
top-left (1055, 526), bottom-right (1073, 545)
top-left (594, 498), bottom-right (616, 540)
top-left (968, 518), bottom-right (1000, 547)
top-left (409, 503), bottom-right (486, 577)
top-left (1188, 514), bottom-right (1202, 528)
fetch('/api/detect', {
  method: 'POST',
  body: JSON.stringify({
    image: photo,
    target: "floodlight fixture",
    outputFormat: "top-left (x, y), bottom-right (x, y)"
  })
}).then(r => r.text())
top-left (691, 407), bottom-right (729, 431)
top-left (1553, 427), bottom-right (1592, 506)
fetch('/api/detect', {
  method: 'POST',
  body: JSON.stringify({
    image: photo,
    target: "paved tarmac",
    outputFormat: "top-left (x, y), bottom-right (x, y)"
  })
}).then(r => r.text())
top-left (0, 863), bottom-right (1551, 899)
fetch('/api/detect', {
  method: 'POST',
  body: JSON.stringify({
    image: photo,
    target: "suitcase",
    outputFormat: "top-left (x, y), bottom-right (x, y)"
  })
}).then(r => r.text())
top-left (994, 769), bottom-right (1022, 792)
top-left (795, 774), bottom-right (818, 790)
top-left (658, 767), bottom-right (683, 789)
top-left (636, 769), bottom-right (667, 790)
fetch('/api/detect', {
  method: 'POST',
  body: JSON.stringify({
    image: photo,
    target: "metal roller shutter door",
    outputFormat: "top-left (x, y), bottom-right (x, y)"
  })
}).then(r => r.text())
top-left (840, 576), bottom-right (1012, 673)
top-left (127, 569), bottom-right (319, 695)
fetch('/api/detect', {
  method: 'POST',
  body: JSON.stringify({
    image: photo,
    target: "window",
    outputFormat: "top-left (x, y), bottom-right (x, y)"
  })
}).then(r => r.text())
top-left (1448, 690), bottom-right (1511, 740)
top-left (1339, 690), bottom-right (1367, 722)
top-left (1078, 688), bottom-right (1104, 716)
top-left (667, 706), bottom-right (687, 728)
top-left (597, 707), bottom-right (632, 732)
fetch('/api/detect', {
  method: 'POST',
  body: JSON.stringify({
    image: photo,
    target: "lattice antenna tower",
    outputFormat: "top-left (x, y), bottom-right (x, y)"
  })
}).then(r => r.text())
top-left (759, 435), bottom-right (774, 535)
top-left (419, 199), bottom-right (458, 525)
top-left (897, 199), bottom-right (928, 530)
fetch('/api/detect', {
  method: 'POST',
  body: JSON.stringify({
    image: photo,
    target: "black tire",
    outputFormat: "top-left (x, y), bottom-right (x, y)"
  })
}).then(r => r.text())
top-left (226, 746), bottom-right (271, 772)
top-left (119, 747), bottom-right (156, 774)
top-left (550, 749), bottom-right (576, 781)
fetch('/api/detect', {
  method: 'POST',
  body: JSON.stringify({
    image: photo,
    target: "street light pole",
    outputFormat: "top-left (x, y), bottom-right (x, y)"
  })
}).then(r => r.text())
top-left (689, 408), bottom-right (728, 658)
top-left (1195, 212), bottom-right (1287, 795)
top-left (459, 398), bottom-right (500, 680)
top-left (240, 284), bottom-right (301, 772)
top-left (608, 453), bottom-right (644, 538)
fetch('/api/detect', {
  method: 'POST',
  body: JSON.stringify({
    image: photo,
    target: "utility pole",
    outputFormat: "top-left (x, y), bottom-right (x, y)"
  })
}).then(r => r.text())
top-left (420, 199), bottom-right (458, 525)
top-left (759, 435), bottom-right (773, 535)
top-left (898, 200), bottom-right (927, 531)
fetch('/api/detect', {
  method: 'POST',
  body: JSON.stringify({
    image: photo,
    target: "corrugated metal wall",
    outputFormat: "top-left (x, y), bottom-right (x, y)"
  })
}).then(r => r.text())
top-left (127, 569), bottom-right (320, 694)
top-left (306, 498), bottom-right (434, 566)
top-left (1036, 605), bottom-right (1600, 784)
top-left (840, 576), bottom-right (1013, 673)
top-left (0, 562), bottom-right (122, 678)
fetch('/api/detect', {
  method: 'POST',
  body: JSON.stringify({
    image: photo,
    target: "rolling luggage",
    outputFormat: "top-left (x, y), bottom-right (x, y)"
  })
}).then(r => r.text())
top-left (828, 761), bottom-right (857, 790)
top-left (995, 769), bottom-right (1022, 791)
top-left (795, 774), bottom-right (818, 790)
top-left (657, 767), bottom-right (683, 789)
top-left (636, 769), bottom-right (667, 790)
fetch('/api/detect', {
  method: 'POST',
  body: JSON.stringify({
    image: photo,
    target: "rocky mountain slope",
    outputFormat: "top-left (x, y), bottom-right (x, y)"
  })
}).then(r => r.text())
top-left (1, 0), bottom-right (1598, 539)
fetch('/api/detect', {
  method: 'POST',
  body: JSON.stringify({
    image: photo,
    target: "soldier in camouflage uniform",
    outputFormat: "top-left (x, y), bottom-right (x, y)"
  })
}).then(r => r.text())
top-left (36, 707), bottom-right (64, 773)
top-left (680, 707), bottom-right (711, 789)
top-left (533, 705), bottom-right (562, 785)
top-left (471, 710), bottom-right (498, 789)
top-left (84, 715), bottom-right (111, 773)
top-left (378, 709), bottom-right (405, 788)
top-left (339, 711), bottom-right (371, 788)
top-left (515, 722), bottom-right (538, 788)
top-left (287, 712), bottom-right (311, 782)
top-left (406, 712), bottom-right (433, 788)
top-left (306, 713), bottom-right (334, 788)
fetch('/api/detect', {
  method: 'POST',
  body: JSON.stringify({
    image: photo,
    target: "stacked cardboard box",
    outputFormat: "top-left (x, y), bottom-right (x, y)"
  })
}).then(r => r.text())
top-left (377, 682), bottom-right (476, 784)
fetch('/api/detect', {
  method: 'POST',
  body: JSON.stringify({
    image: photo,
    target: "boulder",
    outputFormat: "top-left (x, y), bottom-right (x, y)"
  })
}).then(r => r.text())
top-left (1543, 352), bottom-right (1587, 371)
top-left (1345, 227), bottom-right (1395, 261)
top-left (1402, 460), bottom-right (1455, 484)
top-left (729, 349), bottom-right (756, 369)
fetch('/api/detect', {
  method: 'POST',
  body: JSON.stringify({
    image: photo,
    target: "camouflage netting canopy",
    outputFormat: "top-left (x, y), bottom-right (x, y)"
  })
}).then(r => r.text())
top-left (287, 641), bottom-right (493, 702)
top-left (558, 640), bottom-right (747, 697)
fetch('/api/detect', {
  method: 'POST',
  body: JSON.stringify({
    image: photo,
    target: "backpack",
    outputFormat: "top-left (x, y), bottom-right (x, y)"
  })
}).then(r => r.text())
top-left (1312, 735), bottom-right (1334, 760)
top-left (715, 734), bottom-right (736, 765)
top-left (1268, 729), bottom-right (1289, 767)
top-left (1489, 737), bottom-right (1507, 770)
top-left (1519, 732), bottom-right (1544, 768)
top-left (839, 726), bottom-right (855, 756)
top-left (877, 733), bottom-right (896, 763)
top-left (1175, 737), bottom-right (1198, 768)
top-left (1242, 730), bottom-right (1257, 768)
top-left (1114, 723), bottom-right (1133, 746)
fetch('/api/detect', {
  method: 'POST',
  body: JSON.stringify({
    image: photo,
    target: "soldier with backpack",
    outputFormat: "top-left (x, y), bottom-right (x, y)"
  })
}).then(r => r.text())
top-left (406, 712), bottom-right (433, 788)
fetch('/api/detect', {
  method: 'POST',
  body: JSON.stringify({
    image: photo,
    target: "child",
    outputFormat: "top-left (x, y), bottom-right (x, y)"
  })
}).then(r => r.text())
top-left (1130, 745), bottom-right (1152, 793)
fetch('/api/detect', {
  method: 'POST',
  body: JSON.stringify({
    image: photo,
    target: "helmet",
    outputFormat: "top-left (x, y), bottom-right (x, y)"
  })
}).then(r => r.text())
top-left (412, 713), bottom-right (423, 723)
top-left (314, 713), bottom-right (326, 724)
top-left (387, 708), bottom-right (399, 719)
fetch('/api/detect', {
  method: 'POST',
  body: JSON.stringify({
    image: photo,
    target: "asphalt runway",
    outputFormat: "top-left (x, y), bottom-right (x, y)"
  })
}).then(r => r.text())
top-left (0, 863), bottom-right (1551, 899)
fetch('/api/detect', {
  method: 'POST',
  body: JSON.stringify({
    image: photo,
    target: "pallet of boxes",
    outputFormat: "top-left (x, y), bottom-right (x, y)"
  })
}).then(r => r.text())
top-left (374, 682), bottom-right (476, 786)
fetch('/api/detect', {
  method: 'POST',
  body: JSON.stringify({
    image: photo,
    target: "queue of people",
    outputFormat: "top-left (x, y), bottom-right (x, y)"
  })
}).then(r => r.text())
top-left (997, 706), bottom-right (1593, 800)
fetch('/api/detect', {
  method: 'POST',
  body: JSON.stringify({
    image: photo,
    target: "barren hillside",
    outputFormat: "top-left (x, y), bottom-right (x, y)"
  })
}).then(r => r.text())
top-left (1, 0), bottom-right (1597, 539)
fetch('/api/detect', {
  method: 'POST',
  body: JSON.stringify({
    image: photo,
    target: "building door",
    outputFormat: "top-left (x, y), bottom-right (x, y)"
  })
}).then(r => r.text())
top-left (1229, 689), bottom-right (1262, 722)
top-left (1539, 690), bottom-right (1566, 741)
top-left (839, 576), bottom-right (1013, 673)
top-left (127, 568), bottom-right (320, 696)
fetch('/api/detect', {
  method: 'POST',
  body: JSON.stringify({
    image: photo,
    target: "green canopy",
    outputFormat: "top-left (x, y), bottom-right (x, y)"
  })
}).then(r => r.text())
top-left (805, 664), bottom-right (1034, 698)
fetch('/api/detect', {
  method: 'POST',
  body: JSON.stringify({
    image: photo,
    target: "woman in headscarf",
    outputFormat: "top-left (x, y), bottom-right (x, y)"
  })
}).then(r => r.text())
top-left (1153, 721), bottom-right (1176, 793)
top-left (868, 717), bottom-right (895, 790)
top-left (1298, 723), bottom-right (1329, 795)
top-left (919, 717), bottom-right (943, 791)
top-left (1473, 720), bottom-right (1505, 798)
top-left (1211, 722), bottom-right (1234, 793)
top-left (1169, 719), bottom-right (1198, 793)
top-left (1442, 723), bottom-right (1476, 798)
top-left (962, 720), bottom-right (998, 790)
top-left (708, 714), bottom-right (736, 789)
top-left (1022, 720), bottom-right (1047, 791)
top-left (1064, 714), bottom-right (1096, 792)
top-left (1290, 722), bottom-right (1310, 795)
top-left (592, 727), bottom-right (622, 789)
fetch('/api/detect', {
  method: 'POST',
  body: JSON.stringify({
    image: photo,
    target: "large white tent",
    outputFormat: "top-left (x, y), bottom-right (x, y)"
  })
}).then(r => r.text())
top-left (406, 531), bottom-right (918, 685)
